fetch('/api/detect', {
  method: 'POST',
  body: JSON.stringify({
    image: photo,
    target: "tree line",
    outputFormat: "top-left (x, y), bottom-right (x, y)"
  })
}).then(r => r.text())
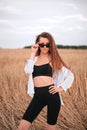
top-left (24, 45), bottom-right (87, 49)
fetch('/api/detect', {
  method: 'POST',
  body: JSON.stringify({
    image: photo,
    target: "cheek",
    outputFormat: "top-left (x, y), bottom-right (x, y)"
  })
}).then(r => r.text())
top-left (47, 48), bottom-right (50, 52)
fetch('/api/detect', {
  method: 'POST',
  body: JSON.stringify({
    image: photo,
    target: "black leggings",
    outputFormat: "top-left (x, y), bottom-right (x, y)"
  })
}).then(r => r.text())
top-left (22, 84), bottom-right (61, 125)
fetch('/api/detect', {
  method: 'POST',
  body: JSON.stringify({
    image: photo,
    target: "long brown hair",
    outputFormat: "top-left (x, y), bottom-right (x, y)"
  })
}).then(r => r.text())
top-left (35, 32), bottom-right (67, 72)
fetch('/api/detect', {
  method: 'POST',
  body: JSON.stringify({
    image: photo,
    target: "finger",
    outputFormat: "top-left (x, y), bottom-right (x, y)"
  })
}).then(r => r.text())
top-left (49, 90), bottom-right (56, 94)
top-left (52, 91), bottom-right (56, 94)
top-left (33, 44), bottom-right (39, 48)
top-left (34, 44), bottom-right (38, 47)
top-left (49, 88), bottom-right (55, 93)
top-left (36, 42), bottom-right (40, 45)
top-left (49, 86), bottom-right (55, 92)
top-left (49, 86), bottom-right (54, 89)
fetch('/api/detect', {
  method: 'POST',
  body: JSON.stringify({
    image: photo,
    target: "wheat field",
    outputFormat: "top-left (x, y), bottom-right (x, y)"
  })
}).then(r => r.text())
top-left (0, 48), bottom-right (87, 130)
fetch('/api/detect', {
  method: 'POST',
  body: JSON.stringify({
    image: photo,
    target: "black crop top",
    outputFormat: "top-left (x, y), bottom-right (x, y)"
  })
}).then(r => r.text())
top-left (32, 63), bottom-right (52, 78)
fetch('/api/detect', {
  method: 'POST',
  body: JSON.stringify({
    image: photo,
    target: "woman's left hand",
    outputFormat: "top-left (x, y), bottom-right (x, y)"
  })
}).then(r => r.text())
top-left (49, 85), bottom-right (64, 94)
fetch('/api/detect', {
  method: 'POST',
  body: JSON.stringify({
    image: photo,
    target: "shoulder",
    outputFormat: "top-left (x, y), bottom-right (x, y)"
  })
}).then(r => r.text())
top-left (61, 66), bottom-right (68, 72)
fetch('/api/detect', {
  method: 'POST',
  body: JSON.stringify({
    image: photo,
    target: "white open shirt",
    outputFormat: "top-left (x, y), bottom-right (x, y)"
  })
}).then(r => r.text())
top-left (24, 57), bottom-right (74, 105)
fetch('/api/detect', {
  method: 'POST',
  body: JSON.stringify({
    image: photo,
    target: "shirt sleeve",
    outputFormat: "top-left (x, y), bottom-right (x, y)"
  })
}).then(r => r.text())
top-left (60, 70), bottom-right (74, 92)
top-left (24, 59), bottom-right (35, 74)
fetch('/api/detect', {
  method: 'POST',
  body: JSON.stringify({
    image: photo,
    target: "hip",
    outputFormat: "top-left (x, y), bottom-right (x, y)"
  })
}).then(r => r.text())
top-left (34, 84), bottom-right (61, 104)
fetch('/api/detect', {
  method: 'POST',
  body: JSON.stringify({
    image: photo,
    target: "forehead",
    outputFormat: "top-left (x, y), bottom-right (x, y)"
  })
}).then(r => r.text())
top-left (39, 37), bottom-right (49, 43)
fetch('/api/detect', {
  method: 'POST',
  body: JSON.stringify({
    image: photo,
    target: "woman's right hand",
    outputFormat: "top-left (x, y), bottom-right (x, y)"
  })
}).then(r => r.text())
top-left (31, 43), bottom-right (39, 53)
top-left (30, 43), bottom-right (39, 60)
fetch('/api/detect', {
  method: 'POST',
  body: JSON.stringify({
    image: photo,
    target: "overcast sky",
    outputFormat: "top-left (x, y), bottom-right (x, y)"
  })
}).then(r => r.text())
top-left (0, 0), bottom-right (87, 48)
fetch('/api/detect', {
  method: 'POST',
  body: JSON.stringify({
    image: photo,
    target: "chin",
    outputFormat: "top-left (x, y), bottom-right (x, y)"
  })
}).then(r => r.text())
top-left (42, 51), bottom-right (49, 54)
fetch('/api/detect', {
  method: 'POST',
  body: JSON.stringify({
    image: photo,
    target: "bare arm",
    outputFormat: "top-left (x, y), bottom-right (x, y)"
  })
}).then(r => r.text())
top-left (24, 43), bottom-right (39, 74)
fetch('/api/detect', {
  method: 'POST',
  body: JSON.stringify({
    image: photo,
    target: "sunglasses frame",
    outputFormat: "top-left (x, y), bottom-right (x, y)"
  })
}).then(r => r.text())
top-left (39, 43), bottom-right (50, 48)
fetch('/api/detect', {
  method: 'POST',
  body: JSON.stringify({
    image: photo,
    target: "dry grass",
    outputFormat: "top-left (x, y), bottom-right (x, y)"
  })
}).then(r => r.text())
top-left (0, 48), bottom-right (87, 130)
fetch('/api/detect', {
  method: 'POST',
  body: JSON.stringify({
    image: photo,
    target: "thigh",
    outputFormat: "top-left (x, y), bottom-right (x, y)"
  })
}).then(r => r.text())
top-left (22, 96), bottom-right (45, 123)
top-left (47, 93), bottom-right (61, 125)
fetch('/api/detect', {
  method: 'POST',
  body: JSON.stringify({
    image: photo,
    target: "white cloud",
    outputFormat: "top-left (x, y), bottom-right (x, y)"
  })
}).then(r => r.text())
top-left (60, 2), bottom-right (79, 10)
top-left (0, 4), bottom-right (22, 15)
top-left (39, 14), bottom-right (87, 32)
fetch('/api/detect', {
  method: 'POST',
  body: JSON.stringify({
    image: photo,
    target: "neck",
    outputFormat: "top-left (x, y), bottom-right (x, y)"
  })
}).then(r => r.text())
top-left (40, 53), bottom-right (49, 58)
top-left (38, 53), bottom-right (51, 62)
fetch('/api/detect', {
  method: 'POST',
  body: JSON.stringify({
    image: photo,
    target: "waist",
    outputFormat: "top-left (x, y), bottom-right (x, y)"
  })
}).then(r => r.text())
top-left (35, 84), bottom-right (54, 88)
top-left (33, 76), bottom-right (53, 87)
top-left (34, 84), bottom-right (54, 90)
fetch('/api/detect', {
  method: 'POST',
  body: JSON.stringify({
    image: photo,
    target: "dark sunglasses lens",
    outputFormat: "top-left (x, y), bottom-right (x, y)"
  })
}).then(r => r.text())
top-left (39, 44), bottom-right (44, 48)
top-left (46, 44), bottom-right (50, 48)
top-left (39, 43), bottom-right (50, 48)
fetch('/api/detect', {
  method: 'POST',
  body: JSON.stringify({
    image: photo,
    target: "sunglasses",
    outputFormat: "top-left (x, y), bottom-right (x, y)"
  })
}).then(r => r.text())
top-left (39, 43), bottom-right (50, 48)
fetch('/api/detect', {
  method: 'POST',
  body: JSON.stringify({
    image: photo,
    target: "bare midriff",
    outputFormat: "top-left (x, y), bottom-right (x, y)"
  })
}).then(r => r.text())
top-left (33, 76), bottom-right (53, 87)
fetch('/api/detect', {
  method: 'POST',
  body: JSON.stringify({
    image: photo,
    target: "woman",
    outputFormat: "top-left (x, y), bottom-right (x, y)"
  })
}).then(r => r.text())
top-left (18, 32), bottom-right (74, 130)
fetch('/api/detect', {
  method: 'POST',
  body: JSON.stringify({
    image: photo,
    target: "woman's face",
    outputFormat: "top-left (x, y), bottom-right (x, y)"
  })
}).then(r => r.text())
top-left (38, 37), bottom-right (50, 54)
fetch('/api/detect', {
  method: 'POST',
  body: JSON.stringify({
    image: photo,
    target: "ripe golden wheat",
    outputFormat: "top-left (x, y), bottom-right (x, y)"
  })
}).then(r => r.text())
top-left (0, 49), bottom-right (87, 130)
